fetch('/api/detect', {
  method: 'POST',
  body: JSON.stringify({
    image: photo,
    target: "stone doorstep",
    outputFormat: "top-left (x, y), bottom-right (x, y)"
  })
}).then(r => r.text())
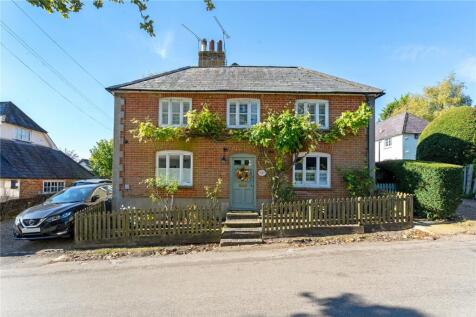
top-left (223, 219), bottom-right (262, 228)
top-left (220, 212), bottom-right (263, 246)
top-left (221, 227), bottom-right (262, 240)
top-left (220, 238), bottom-right (263, 247)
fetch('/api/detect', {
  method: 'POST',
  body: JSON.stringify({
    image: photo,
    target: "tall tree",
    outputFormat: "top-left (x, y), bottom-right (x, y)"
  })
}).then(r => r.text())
top-left (89, 139), bottom-right (113, 178)
top-left (27, 0), bottom-right (215, 37)
top-left (380, 74), bottom-right (473, 121)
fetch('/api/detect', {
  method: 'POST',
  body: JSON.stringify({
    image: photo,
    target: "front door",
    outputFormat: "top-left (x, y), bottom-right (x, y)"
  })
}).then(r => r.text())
top-left (230, 155), bottom-right (256, 210)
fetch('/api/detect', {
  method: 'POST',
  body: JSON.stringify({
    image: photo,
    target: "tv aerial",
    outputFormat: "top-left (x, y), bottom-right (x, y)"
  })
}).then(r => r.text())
top-left (213, 16), bottom-right (230, 64)
top-left (182, 24), bottom-right (202, 50)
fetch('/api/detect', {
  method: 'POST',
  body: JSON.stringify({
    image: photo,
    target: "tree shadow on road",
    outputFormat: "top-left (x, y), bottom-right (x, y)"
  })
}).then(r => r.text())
top-left (291, 292), bottom-right (428, 317)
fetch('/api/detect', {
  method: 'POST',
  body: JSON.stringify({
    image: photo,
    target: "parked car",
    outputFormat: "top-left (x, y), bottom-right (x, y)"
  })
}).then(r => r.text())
top-left (71, 179), bottom-right (111, 186)
top-left (14, 184), bottom-right (112, 240)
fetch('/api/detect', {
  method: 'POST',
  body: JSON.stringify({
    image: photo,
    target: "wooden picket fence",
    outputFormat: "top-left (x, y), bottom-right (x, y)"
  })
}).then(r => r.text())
top-left (376, 182), bottom-right (397, 193)
top-left (74, 204), bottom-right (223, 245)
top-left (261, 193), bottom-right (413, 234)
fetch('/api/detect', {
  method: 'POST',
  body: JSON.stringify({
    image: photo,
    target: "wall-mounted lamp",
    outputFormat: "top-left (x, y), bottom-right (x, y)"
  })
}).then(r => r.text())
top-left (221, 147), bottom-right (228, 162)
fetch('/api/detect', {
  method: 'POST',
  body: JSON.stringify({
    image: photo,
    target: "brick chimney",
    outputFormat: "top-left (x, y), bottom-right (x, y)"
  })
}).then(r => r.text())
top-left (198, 39), bottom-right (225, 67)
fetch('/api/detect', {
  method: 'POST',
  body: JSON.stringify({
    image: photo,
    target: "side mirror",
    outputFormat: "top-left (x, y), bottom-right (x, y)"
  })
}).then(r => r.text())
top-left (91, 195), bottom-right (100, 203)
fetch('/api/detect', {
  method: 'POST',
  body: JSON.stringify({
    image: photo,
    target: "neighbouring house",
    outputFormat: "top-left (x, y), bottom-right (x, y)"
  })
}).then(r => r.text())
top-left (107, 39), bottom-right (384, 211)
top-left (0, 101), bottom-right (93, 201)
top-left (78, 159), bottom-right (93, 173)
top-left (375, 112), bottom-right (429, 162)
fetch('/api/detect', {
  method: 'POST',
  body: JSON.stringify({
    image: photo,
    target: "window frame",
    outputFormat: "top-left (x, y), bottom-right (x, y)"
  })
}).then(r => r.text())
top-left (226, 98), bottom-right (260, 128)
top-left (384, 138), bottom-right (392, 148)
top-left (155, 150), bottom-right (193, 186)
top-left (10, 179), bottom-right (18, 189)
top-left (295, 99), bottom-right (329, 130)
top-left (292, 152), bottom-right (331, 189)
top-left (158, 98), bottom-right (192, 127)
top-left (42, 180), bottom-right (65, 194)
top-left (15, 127), bottom-right (31, 142)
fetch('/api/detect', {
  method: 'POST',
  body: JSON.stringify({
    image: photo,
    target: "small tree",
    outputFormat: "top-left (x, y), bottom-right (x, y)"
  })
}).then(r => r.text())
top-left (204, 178), bottom-right (223, 207)
top-left (89, 139), bottom-right (113, 178)
top-left (142, 177), bottom-right (178, 210)
top-left (339, 167), bottom-right (375, 197)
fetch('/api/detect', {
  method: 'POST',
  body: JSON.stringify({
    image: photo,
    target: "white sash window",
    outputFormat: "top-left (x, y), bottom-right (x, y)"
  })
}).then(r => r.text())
top-left (156, 151), bottom-right (193, 186)
top-left (227, 99), bottom-right (260, 128)
top-left (159, 98), bottom-right (192, 127)
top-left (295, 100), bottom-right (329, 129)
top-left (293, 153), bottom-right (331, 188)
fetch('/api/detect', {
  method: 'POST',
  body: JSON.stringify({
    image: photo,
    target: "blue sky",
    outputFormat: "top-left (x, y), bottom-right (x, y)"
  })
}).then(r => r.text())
top-left (1, 1), bottom-right (475, 158)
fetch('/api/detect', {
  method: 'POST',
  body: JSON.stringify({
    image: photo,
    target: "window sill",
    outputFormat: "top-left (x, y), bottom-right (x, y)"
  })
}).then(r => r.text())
top-left (293, 187), bottom-right (332, 191)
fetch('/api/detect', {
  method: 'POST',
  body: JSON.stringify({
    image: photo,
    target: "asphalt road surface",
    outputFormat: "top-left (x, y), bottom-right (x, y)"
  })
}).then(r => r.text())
top-left (1, 236), bottom-right (475, 317)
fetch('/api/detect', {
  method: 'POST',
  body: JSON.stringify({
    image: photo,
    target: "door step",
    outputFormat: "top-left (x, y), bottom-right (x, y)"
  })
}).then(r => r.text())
top-left (220, 212), bottom-right (263, 246)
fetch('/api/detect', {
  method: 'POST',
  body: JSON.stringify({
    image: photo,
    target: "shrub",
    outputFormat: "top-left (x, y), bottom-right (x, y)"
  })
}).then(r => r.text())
top-left (417, 106), bottom-right (476, 165)
top-left (377, 160), bottom-right (463, 219)
top-left (339, 167), bottom-right (374, 197)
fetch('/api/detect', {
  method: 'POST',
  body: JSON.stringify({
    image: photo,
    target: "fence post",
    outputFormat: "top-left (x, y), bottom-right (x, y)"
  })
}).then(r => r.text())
top-left (261, 203), bottom-right (265, 234)
top-left (357, 197), bottom-right (362, 226)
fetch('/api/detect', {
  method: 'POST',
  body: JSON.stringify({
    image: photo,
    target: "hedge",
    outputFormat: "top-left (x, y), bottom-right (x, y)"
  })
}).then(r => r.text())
top-left (377, 160), bottom-right (463, 219)
top-left (417, 106), bottom-right (476, 165)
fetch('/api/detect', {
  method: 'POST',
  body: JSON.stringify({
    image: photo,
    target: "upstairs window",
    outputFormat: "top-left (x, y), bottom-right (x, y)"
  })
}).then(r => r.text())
top-left (227, 99), bottom-right (260, 128)
top-left (159, 98), bottom-right (191, 127)
top-left (384, 138), bottom-right (392, 148)
top-left (295, 100), bottom-right (329, 129)
top-left (156, 151), bottom-right (193, 186)
top-left (43, 180), bottom-right (65, 194)
top-left (293, 153), bottom-right (331, 188)
top-left (15, 127), bottom-right (31, 142)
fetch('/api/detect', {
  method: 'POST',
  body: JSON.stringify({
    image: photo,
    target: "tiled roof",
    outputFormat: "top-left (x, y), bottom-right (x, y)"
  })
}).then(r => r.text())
top-left (107, 66), bottom-right (384, 95)
top-left (376, 112), bottom-right (429, 141)
top-left (0, 139), bottom-right (93, 179)
top-left (0, 101), bottom-right (47, 133)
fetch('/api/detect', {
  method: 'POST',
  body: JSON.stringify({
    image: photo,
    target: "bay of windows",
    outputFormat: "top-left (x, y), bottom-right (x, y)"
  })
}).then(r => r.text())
top-left (295, 100), bottom-right (329, 129)
top-left (156, 151), bottom-right (193, 186)
top-left (293, 153), bottom-right (331, 188)
top-left (159, 98), bottom-right (191, 127)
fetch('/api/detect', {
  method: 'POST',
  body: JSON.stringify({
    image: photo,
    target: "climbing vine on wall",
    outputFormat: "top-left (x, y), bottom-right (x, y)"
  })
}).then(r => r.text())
top-left (130, 102), bottom-right (372, 202)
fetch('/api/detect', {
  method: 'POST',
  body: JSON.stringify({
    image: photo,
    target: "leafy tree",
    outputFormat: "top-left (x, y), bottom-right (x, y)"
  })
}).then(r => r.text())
top-left (27, 0), bottom-right (215, 37)
top-left (89, 139), bottom-right (113, 178)
top-left (63, 148), bottom-right (79, 161)
top-left (380, 74), bottom-right (473, 121)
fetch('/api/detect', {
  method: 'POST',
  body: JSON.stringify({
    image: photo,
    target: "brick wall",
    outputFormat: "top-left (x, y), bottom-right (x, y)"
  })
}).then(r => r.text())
top-left (118, 92), bottom-right (368, 204)
top-left (19, 179), bottom-right (78, 199)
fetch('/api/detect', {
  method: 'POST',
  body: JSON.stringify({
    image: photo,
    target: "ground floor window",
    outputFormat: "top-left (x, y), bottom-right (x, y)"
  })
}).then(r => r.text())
top-left (156, 151), bottom-right (193, 186)
top-left (43, 180), bottom-right (65, 194)
top-left (293, 153), bottom-right (331, 188)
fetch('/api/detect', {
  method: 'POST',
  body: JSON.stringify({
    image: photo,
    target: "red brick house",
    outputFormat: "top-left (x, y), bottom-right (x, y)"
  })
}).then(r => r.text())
top-left (107, 40), bottom-right (384, 211)
top-left (0, 101), bottom-right (93, 201)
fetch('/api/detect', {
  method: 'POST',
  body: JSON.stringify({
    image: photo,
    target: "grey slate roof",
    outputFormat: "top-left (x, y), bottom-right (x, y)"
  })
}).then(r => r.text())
top-left (107, 66), bottom-right (384, 95)
top-left (0, 101), bottom-right (47, 133)
top-left (0, 139), bottom-right (93, 179)
top-left (376, 112), bottom-right (429, 141)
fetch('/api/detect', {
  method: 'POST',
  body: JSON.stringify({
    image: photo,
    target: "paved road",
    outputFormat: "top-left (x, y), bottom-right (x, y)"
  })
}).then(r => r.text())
top-left (1, 236), bottom-right (475, 317)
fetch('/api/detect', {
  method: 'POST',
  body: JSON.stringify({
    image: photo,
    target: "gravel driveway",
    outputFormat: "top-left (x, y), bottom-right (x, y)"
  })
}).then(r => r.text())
top-left (0, 219), bottom-right (74, 257)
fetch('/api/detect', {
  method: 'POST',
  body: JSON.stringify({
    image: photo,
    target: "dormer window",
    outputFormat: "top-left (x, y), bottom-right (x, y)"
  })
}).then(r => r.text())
top-left (295, 100), bottom-right (329, 129)
top-left (227, 99), bottom-right (260, 128)
top-left (159, 98), bottom-right (192, 127)
top-left (15, 127), bottom-right (31, 142)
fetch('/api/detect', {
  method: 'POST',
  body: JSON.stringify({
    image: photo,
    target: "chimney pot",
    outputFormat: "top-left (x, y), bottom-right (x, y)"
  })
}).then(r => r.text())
top-left (217, 40), bottom-right (223, 52)
top-left (200, 39), bottom-right (207, 52)
top-left (209, 40), bottom-right (215, 52)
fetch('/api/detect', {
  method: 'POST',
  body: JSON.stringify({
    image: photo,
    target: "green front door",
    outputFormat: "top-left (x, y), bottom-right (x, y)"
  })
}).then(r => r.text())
top-left (230, 155), bottom-right (256, 210)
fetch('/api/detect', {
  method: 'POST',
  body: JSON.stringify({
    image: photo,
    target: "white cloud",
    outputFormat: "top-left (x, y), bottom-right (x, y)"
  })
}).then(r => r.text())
top-left (153, 31), bottom-right (174, 59)
top-left (456, 56), bottom-right (476, 83)
top-left (392, 45), bottom-right (445, 62)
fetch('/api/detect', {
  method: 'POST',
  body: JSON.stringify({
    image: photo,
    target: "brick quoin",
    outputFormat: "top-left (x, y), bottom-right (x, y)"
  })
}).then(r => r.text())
top-left (117, 92), bottom-right (368, 203)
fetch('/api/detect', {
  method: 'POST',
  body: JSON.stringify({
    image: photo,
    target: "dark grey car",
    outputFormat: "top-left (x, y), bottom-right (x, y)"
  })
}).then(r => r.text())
top-left (14, 184), bottom-right (112, 240)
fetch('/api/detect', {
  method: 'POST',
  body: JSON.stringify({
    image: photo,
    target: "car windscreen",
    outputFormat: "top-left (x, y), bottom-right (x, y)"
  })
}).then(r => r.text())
top-left (46, 187), bottom-right (96, 204)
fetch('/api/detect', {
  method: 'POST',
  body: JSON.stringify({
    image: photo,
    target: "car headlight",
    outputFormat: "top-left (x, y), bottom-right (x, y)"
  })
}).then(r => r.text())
top-left (15, 216), bottom-right (21, 226)
top-left (47, 211), bottom-right (73, 223)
